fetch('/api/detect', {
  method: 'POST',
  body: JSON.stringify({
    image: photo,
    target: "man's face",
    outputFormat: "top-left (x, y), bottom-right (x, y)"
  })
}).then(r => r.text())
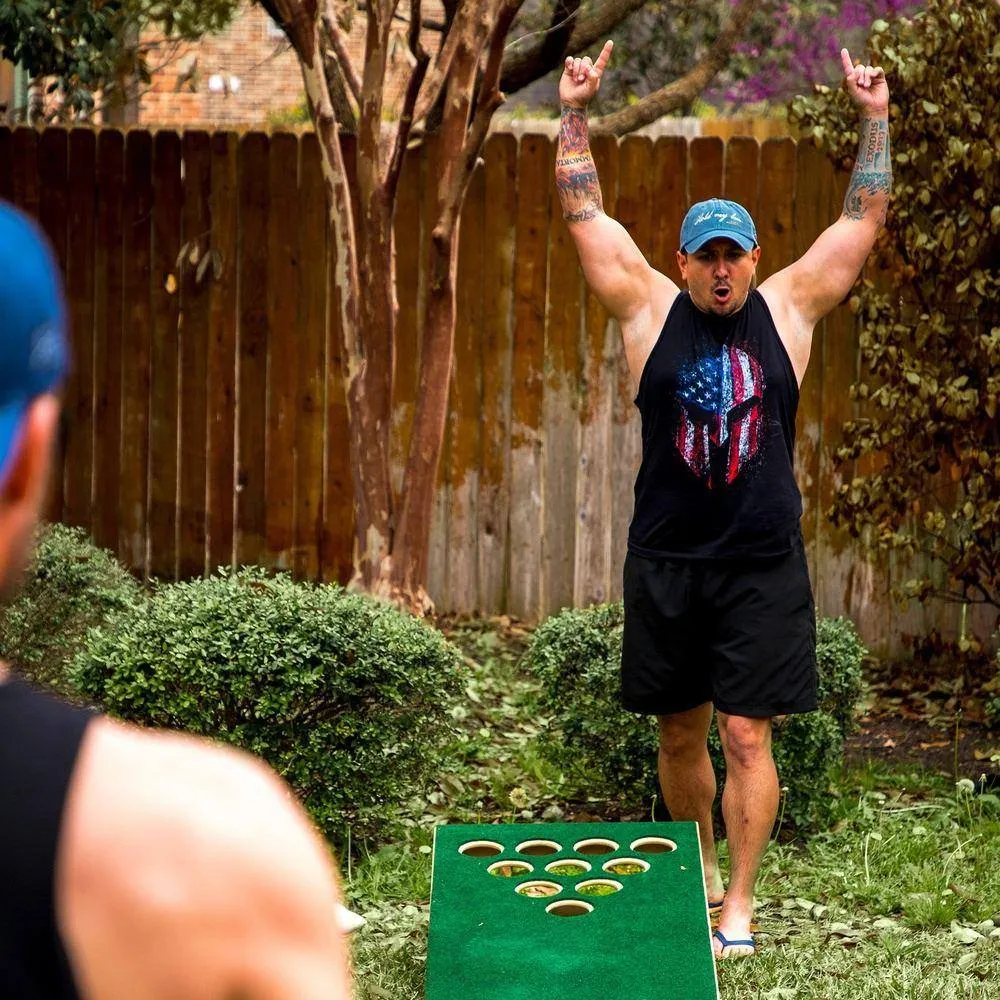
top-left (677, 238), bottom-right (761, 316)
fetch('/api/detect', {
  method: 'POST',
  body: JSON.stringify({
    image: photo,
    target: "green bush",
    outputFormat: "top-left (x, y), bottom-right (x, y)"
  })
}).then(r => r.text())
top-left (69, 569), bottom-right (465, 843)
top-left (0, 523), bottom-right (141, 696)
top-left (526, 604), bottom-right (867, 831)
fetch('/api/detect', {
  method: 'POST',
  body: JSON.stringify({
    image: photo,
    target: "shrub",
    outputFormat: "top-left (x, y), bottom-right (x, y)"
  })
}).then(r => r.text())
top-left (0, 523), bottom-right (141, 696)
top-left (69, 568), bottom-right (465, 843)
top-left (526, 604), bottom-right (867, 831)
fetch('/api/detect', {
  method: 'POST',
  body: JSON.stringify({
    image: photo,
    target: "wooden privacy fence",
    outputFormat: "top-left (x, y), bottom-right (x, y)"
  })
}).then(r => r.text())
top-left (0, 125), bottom-right (982, 656)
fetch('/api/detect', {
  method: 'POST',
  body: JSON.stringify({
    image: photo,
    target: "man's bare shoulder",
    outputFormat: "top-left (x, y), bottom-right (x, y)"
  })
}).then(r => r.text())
top-left (59, 718), bottom-right (349, 999)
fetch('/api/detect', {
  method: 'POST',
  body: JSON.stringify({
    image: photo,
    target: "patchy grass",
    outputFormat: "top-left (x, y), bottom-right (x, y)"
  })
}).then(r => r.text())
top-left (345, 617), bottom-right (1000, 999)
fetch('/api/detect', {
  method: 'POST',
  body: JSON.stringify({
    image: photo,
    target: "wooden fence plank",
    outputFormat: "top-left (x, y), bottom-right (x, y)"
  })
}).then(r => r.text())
top-left (792, 141), bottom-right (829, 586)
top-left (574, 133), bottom-right (618, 608)
top-left (63, 129), bottom-right (97, 533)
top-left (723, 136), bottom-right (760, 221)
top-left (422, 138), bottom-right (450, 605)
top-left (119, 130), bottom-right (153, 574)
top-left (37, 129), bottom-right (69, 523)
top-left (756, 138), bottom-right (796, 283)
top-left (650, 136), bottom-right (687, 283)
top-left (0, 129), bottom-right (11, 201)
top-left (148, 130), bottom-right (183, 579)
top-left (321, 135), bottom-right (356, 585)
top-left (478, 132), bottom-right (517, 612)
top-left (235, 131), bottom-right (270, 568)
top-left (10, 128), bottom-right (39, 219)
top-left (687, 136), bottom-right (724, 205)
top-left (508, 134), bottom-right (552, 620)
top-left (264, 132), bottom-right (299, 569)
top-left (92, 130), bottom-right (124, 554)
top-left (293, 133), bottom-right (327, 581)
top-left (542, 144), bottom-right (582, 617)
top-left (610, 135), bottom-right (653, 597)
top-left (178, 131), bottom-right (212, 579)
top-left (392, 146), bottom-right (422, 507)
top-left (447, 159), bottom-right (485, 613)
top-left (817, 167), bottom-right (860, 622)
top-left (207, 132), bottom-right (239, 572)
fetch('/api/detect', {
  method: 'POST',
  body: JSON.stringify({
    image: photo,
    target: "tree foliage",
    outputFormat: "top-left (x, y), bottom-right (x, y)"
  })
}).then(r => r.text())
top-left (598, 1), bottom-right (923, 111)
top-left (0, 0), bottom-right (239, 115)
top-left (790, 0), bottom-right (1000, 622)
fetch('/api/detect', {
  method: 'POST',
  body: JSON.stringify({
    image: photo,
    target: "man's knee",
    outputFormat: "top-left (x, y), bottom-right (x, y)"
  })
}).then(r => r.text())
top-left (717, 714), bottom-right (772, 769)
top-left (657, 703), bottom-right (712, 761)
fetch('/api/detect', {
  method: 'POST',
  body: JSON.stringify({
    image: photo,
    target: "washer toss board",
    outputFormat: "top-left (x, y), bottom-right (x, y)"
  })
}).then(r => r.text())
top-left (425, 821), bottom-right (720, 1000)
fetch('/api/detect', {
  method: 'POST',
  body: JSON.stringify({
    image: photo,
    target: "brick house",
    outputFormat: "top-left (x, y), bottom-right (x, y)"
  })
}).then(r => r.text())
top-left (139, 2), bottom-right (445, 128)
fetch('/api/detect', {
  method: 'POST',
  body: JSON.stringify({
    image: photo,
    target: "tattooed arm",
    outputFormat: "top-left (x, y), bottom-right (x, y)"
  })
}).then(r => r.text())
top-left (761, 49), bottom-right (892, 349)
top-left (555, 42), bottom-right (677, 381)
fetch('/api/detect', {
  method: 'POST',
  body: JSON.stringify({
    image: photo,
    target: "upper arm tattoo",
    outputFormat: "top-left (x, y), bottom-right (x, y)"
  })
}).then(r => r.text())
top-left (843, 117), bottom-right (892, 222)
top-left (555, 106), bottom-right (603, 223)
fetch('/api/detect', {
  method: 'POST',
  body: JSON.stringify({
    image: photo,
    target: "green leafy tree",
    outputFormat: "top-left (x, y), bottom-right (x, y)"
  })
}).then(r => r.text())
top-left (790, 0), bottom-right (999, 627)
top-left (0, 0), bottom-right (239, 118)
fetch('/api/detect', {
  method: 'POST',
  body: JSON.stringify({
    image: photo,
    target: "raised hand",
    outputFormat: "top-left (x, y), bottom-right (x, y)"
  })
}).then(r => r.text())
top-left (840, 47), bottom-right (889, 116)
top-left (559, 40), bottom-right (614, 109)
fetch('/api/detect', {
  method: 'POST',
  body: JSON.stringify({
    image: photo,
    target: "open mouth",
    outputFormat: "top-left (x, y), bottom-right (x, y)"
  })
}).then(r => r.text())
top-left (712, 286), bottom-right (732, 305)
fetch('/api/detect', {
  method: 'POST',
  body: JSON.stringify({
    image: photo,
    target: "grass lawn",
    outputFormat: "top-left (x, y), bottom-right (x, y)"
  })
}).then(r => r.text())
top-left (345, 620), bottom-right (1000, 999)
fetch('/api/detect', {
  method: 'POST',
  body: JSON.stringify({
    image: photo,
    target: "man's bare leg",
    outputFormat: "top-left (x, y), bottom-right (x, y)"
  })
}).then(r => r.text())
top-left (713, 712), bottom-right (778, 958)
top-left (657, 704), bottom-right (724, 904)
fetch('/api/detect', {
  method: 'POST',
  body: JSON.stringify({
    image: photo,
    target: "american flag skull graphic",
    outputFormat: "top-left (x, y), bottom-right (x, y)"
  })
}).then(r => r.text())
top-left (674, 345), bottom-right (765, 487)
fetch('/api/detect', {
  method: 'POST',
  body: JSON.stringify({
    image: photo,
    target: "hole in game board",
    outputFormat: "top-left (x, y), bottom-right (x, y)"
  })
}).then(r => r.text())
top-left (544, 859), bottom-right (591, 876)
top-left (573, 838), bottom-right (619, 855)
top-left (515, 880), bottom-right (562, 898)
top-left (459, 841), bottom-right (504, 858)
top-left (488, 860), bottom-right (533, 877)
top-left (546, 900), bottom-right (593, 917)
top-left (515, 839), bottom-right (561, 856)
top-left (602, 857), bottom-right (649, 876)
top-left (630, 837), bottom-right (677, 854)
top-left (576, 878), bottom-right (623, 896)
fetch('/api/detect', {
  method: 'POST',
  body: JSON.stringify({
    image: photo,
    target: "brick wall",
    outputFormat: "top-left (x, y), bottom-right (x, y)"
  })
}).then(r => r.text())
top-left (140, 2), bottom-right (444, 128)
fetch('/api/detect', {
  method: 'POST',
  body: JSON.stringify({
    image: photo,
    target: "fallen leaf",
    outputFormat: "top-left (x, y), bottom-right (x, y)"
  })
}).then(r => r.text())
top-left (919, 740), bottom-right (950, 749)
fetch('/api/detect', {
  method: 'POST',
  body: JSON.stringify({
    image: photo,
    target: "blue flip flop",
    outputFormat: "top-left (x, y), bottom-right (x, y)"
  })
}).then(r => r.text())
top-left (708, 898), bottom-right (724, 912)
top-left (713, 928), bottom-right (756, 957)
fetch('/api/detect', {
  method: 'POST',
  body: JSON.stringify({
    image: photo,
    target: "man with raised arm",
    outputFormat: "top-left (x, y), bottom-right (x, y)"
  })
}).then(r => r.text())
top-left (0, 202), bottom-right (353, 998)
top-left (556, 41), bottom-right (890, 959)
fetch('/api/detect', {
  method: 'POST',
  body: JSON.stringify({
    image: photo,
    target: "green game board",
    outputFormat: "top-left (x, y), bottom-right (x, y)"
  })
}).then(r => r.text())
top-left (426, 821), bottom-right (720, 1000)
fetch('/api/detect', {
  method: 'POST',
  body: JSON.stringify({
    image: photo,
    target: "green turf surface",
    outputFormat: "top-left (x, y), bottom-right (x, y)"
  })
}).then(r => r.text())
top-left (425, 821), bottom-right (719, 1000)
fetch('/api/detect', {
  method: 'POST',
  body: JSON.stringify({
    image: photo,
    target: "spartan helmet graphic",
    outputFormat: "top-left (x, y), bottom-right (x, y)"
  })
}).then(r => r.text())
top-left (674, 345), bottom-right (765, 488)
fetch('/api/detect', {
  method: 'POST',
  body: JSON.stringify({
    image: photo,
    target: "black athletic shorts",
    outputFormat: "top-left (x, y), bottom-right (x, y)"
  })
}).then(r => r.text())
top-left (621, 535), bottom-right (817, 718)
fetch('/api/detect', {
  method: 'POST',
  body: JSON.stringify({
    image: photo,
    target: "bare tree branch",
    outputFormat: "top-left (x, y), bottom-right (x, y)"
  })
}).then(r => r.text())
top-left (500, 0), bottom-right (647, 95)
top-left (385, 0), bottom-right (431, 203)
top-left (323, 3), bottom-right (363, 105)
top-left (457, 0), bottom-right (523, 199)
top-left (322, 41), bottom-right (359, 131)
top-left (593, 0), bottom-right (758, 136)
top-left (411, 0), bottom-right (478, 128)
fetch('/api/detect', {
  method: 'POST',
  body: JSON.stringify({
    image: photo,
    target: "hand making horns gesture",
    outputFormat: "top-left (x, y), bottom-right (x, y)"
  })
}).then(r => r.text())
top-left (559, 39), bottom-right (614, 109)
top-left (840, 47), bottom-right (889, 115)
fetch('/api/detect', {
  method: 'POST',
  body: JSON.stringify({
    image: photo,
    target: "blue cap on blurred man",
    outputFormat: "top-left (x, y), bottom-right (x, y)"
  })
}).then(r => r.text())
top-left (679, 198), bottom-right (758, 253)
top-left (0, 201), bottom-right (70, 485)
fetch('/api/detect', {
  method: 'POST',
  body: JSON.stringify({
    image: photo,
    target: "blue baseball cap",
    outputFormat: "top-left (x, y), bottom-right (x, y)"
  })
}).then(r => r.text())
top-left (679, 198), bottom-right (758, 253)
top-left (0, 201), bottom-right (70, 486)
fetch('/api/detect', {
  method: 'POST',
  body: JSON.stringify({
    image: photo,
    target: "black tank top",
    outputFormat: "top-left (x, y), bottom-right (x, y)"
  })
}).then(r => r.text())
top-left (0, 678), bottom-right (91, 998)
top-left (628, 289), bottom-right (802, 559)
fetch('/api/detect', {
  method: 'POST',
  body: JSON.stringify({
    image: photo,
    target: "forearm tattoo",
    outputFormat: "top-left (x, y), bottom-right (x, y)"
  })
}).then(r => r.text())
top-left (843, 116), bottom-right (892, 223)
top-left (555, 105), bottom-right (603, 222)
